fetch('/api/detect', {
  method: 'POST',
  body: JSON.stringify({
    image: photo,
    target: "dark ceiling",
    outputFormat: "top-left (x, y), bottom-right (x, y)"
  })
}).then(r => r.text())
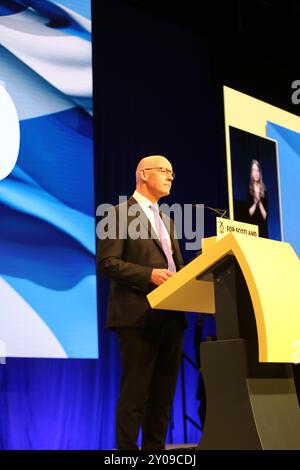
top-left (95, 0), bottom-right (299, 114)
top-left (126, 1), bottom-right (298, 33)
top-left (124, 0), bottom-right (298, 55)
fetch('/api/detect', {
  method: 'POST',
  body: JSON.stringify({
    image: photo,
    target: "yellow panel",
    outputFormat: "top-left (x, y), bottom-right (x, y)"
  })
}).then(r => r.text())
top-left (223, 86), bottom-right (300, 219)
top-left (147, 234), bottom-right (300, 363)
top-left (152, 278), bottom-right (215, 313)
top-left (147, 254), bottom-right (216, 313)
top-left (202, 236), bottom-right (217, 251)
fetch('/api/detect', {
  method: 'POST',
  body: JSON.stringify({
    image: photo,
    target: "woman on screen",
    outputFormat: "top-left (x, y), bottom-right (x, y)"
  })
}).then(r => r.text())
top-left (248, 159), bottom-right (268, 238)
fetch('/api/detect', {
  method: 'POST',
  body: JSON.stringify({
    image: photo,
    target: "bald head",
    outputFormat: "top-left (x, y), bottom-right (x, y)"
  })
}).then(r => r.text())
top-left (136, 155), bottom-right (171, 184)
top-left (135, 155), bottom-right (174, 203)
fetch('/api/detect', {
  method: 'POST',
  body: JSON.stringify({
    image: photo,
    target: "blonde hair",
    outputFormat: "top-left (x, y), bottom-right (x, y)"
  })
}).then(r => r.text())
top-left (249, 159), bottom-right (265, 198)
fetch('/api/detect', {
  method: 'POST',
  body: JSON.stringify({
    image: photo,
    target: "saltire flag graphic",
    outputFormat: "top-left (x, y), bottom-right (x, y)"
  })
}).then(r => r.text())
top-left (0, 0), bottom-right (98, 358)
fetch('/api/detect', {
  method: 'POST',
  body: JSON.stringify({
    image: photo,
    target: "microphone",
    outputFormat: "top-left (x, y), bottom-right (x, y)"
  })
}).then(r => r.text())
top-left (192, 204), bottom-right (229, 219)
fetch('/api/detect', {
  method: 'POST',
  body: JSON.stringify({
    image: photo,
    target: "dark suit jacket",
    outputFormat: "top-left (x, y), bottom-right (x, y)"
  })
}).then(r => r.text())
top-left (97, 196), bottom-right (186, 329)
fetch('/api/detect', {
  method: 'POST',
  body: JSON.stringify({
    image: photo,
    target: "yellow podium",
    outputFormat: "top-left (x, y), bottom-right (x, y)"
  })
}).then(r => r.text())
top-left (147, 233), bottom-right (300, 449)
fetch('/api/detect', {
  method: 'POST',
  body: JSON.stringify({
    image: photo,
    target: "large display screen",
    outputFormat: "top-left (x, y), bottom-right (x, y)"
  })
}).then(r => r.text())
top-left (229, 126), bottom-right (282, 240)
top-left (224, 86), bottom-right (300, 258)
top-left (0, 0), bottom-right (98, 358)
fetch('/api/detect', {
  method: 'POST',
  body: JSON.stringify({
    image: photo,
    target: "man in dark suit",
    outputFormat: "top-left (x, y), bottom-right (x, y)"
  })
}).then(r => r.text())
top-left (97, 155), bottom-right (186, 450)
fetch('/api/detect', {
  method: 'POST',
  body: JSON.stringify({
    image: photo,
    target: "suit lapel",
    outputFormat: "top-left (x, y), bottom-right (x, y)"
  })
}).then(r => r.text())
top-left (127, 197), bottom-right (164, 253)
top-left (127, 197), bottom-right (180, 268)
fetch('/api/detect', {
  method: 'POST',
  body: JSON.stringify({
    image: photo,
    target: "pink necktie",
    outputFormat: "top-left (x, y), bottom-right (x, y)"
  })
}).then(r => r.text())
top-left (150, 204), bottom-right (177, 273)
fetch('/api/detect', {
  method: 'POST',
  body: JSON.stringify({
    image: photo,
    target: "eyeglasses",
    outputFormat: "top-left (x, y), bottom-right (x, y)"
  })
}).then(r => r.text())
top-left (143, 167), bottom-right (175, 179)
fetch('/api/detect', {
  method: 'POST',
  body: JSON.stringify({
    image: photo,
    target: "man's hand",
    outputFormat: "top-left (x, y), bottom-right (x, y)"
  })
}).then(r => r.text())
top-left (150, 269), bottom-right (175, 286)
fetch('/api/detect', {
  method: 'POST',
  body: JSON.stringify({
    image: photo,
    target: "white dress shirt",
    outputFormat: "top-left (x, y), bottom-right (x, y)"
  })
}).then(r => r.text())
top-left (132, 190), bottom-right (172, 250)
